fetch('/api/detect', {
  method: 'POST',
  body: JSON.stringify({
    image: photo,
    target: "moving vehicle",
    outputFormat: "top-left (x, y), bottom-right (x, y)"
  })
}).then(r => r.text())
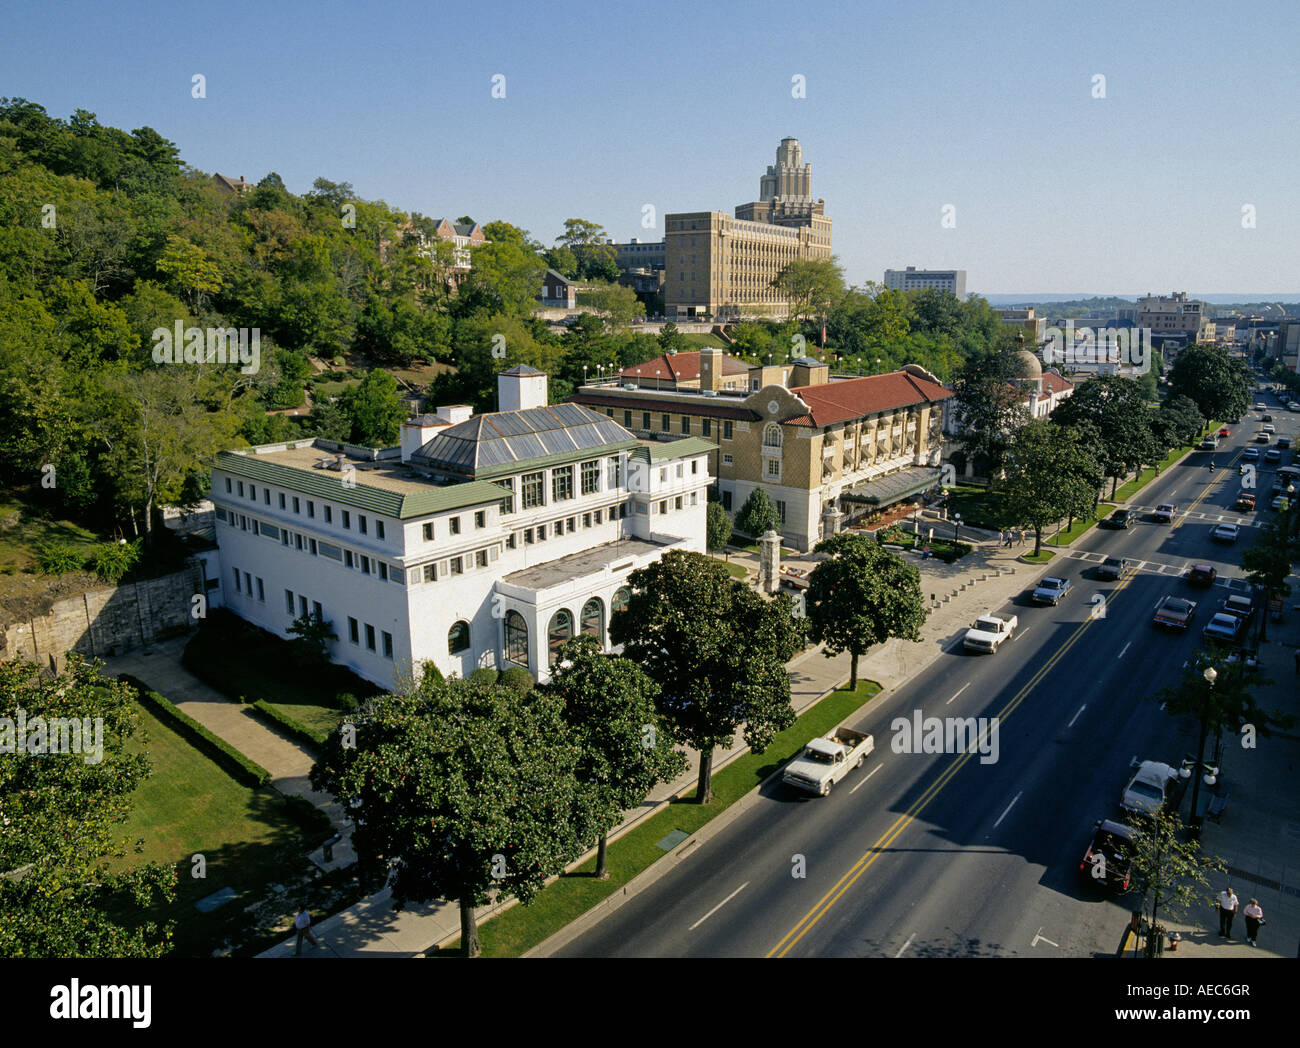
top-left (1187, 564), bottom-right (1217, 587)
top-left (1121, 760), bottom-right (1180, 816)
top-left (1218, 426), bottom-right (1231, 438)
top-left (1262, 423), bottom-right (1276, 434)
top-left (1256, 432), bottom-right (1271, 444)
top-left (1265, 448), bottom-right (1281, 463)
top-left (1105, 509), bottom-right (1132, 529)
top-left (1262, 414), bottom-right (1273, 423)
top-left (1242, 446), bottom-right (1259, 460)
top-left (1198, 437), bottom-right (1218, 451)
top-left (1080, 819), bottom-right (1135, 891)
top-left (1235, 493), bottom-right (1256, 511)
top-left (1153, 503), bottom-right (1176, 523)
top-left (1032, 576), bottom-right (1071, 605)
top-left (783, 727), bottom-right (874, 796)
top-left (1279, 437), bottom-right (1292, 450)
top-left (1255, 402), bottom-right (1266, 410)
top-left (1211, 523), bottom-right (1240, 543)
top-left (1203, 612), bottom-right (1244, 645)
top-left (1153, 595), bottom-right (1197, 629)
top-left (1271, 494), bottom-right (1291, 511)
top-left (1289, 402), bottom-right (1300, 412)
top-left (1095, 556), bottom-right (1129, 580)
top-left (963, 613), bottom-right (1018, 653)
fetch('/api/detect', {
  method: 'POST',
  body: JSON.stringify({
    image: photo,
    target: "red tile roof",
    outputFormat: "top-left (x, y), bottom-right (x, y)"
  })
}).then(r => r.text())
top-left (788, 370), bottom-right (954, 426)
top-left (621, 351), bottom-right (749, 384)
top-left (569, 392), bottom-right (759, 421)
top-left (1040, 370), bottom-right (1073, 396)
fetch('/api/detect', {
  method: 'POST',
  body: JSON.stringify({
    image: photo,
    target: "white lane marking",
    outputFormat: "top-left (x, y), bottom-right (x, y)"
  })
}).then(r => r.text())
top-left (1031, 927), bottom-right (1061, 948)
top-left (993, 791), bottom-right (1022, 828)
top-left (1118, 641), bottom-right (1131, 659)
top-left (946, 682), bottom-right (971, 706)
top-left (895, 933), bottom-right (916, 958)
top-left (689, 882), bottom-right (749, 931)
top-left (1067, 705), bottom-right (1086, 728)
top-left (1017, 627), bottom-right (1030, 640)
top-left (850, 764), bottom-right (882, 794)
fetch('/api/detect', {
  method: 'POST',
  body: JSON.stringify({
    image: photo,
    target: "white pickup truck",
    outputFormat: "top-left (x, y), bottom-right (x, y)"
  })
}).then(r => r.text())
top-left (963, 613), bottom-right (1018, 653)
top-left (783, 727), bottom-right (874, 796)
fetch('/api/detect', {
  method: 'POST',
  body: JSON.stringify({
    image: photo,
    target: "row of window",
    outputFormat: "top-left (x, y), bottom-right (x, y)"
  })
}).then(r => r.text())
top-left (285, 588), bottom-right (324, 624)
top-left (420, 509), bottom-right (488, 543)
top-left (519, 458), bottom-right (618, 511)
top-left (231, 567), bottom-right (264, 602)
top-left (221, 476), bottom-right (385, 539)
top-left (215, 506), bottom-right (405, 587)
top-left (346, 616), bottom-right (394, 659)
top-left (605, 409), bottom-right (733, 441)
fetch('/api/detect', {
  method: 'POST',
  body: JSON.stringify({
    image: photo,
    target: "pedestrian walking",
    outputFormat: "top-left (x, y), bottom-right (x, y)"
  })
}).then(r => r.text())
top-left (1217, 886), bottom-right (1238, 938)
top-left (1017, 528), bottom-right (1025, 545)
top-left (294, 904), bottom-right (321, 955)
top-left (1242, 899), bottom-right (1264, 947)
top-left (998, 529), bottom-right (1006, 546)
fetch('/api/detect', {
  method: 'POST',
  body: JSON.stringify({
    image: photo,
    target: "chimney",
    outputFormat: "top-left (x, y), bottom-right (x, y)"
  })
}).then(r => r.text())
top-left (401, 416), bottom-right (447, 463)
top-left (791, 357), bottom-right (829, 388)
top-left (497, 366), bottom-right (548, 412)
top-left (700, 347), bottom-right (722, 392)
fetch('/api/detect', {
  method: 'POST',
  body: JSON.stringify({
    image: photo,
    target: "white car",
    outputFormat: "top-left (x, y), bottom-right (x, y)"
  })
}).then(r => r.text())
top-left (1153, 503), bottom-right (1176, 523)
top-left (963, 613), bottom-right (1018, 653)
top-left (1121, 760), bottom-right (1180, 816)
top-left (1211, 523), bottom-right (1239, 543)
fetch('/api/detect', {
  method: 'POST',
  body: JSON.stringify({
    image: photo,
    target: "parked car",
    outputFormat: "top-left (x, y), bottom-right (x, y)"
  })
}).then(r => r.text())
top-left (1121, 760), bottom-right (1181, 816)
top-left (1032, 576), bottom-right (1071, 605)
top-left (1221, 594), bottom-right (1256, 623)
top-left (1152, 503), bottom-right (1176, 523)
top-left (1203, 612), bottom-right (1245, 645)
top-left (963, 613), bottom-right (1019, 654)
top-left (1271, 494), bottom-right (1291, 511)
top-left (1153, 595), bottom-right (1198, 629)
top-left (1080, 819), bottom-right (1135, 891)
top-left (1095, 557), bottom-right (1129, 581)
top-left (1187, 563), bottom-right (1217, 587)
top-left (1211, 523), bottom-right (1240, 543)
top-left (1105, 509), bottom-right (1133, 529)
top-left (1242, 446), bottom-right (1260, 460)
top-left (1234, 493), bottom-right (1256, 511)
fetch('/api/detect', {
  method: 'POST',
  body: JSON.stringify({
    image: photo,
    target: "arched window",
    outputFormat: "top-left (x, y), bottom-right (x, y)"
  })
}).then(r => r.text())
top-left (580, 598), bottom-right (604, 644)
top-left (504, 611), bottom-right (528, 667)
top-left (611, 587), bottom-right (631, 618)
top-left (548, 609), bottom-right (574, 666)
top-left (763, 423), bottom-right (783, 449)
top-left (448, 620), bottom-right (471, 654)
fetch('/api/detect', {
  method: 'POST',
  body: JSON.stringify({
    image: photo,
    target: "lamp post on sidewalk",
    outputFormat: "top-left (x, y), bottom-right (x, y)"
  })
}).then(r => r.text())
top-left (953, 513), bottom-right (962, 545)
top-left (1184, 665), bottom-right (1217, 839)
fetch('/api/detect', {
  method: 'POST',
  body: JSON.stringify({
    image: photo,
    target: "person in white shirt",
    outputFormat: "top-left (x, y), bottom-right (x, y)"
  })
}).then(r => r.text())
top-left (1217, 886), bottom-right (1238, 938)
top-left (294, 904), bottom-right (321, 955)
top-left (1242, 899), bottom-right (1264, 947)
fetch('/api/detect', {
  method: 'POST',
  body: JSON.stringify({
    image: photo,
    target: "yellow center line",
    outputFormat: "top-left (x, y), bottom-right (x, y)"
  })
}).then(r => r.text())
top-left (767, 570), bottom-right (1141, 958)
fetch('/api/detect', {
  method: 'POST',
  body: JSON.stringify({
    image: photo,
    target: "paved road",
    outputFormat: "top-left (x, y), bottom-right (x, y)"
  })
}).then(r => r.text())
top-left (557, 402), bottom-right (1298, 958)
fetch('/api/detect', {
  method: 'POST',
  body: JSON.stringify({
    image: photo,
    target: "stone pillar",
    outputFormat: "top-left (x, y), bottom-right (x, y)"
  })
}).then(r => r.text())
top-left (759, 529), bottom-right (781, 594)
top-left (821, 504), bottom-right (843, 540)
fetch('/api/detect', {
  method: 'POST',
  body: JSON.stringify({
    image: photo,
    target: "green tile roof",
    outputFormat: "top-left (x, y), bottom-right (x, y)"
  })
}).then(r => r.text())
top-left (213, 452), bottom-right (510, 519)
top-left (632, 437), bottom-right (718, 463)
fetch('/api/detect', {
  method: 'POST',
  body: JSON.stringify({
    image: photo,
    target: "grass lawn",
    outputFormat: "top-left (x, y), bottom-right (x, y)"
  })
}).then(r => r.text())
top-left (943, 484), bottom-right (1016, 531)
top-left (0, 493), bottom-right (102, 573)
top-left (116, 699), bottom-right (333, 956)
top-left (1043, 513), bottom-right (1103, 547)
top-left (680, 332), bottom-right (726, 347)
top-left (707, 555), bottom-right (749, 580)
top-left (432, 678), bottom-right (882, 958)
top-left (1020, 549), bottom-right (1057, 562)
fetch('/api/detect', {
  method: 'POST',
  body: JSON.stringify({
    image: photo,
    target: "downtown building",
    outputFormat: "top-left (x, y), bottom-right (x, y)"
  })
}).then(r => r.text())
top-left (209, 367), bottom-right (711, 689)
top-left (884, 267), bottom-right (968, 300)
top-left (571, 348), bottom-right (952, 552)
top-left (664, 138), bottom-right (832, 320)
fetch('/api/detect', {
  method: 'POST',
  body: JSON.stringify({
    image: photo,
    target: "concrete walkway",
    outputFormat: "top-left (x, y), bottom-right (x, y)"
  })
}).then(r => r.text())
top-left (258, 535), bottom-right (1056, 958)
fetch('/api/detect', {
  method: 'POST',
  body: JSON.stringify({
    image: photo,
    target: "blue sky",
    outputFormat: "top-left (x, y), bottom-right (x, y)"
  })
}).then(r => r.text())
top-left (5, 0), bottom-right (1298, 294)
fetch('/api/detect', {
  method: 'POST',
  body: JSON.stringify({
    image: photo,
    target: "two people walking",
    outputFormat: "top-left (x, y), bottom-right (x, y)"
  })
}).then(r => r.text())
top-left (1216, 887), bottom-right (1265, 946)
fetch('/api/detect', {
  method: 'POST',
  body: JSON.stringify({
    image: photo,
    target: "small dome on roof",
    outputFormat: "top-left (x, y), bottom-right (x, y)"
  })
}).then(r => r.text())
top-left (1012, 349), bottom-right (1043, 382)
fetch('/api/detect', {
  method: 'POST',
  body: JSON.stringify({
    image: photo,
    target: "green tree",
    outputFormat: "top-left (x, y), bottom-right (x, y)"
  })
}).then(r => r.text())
top-left (310, 675), bottom-right (585, 957)
top-left (575, 282), bottom-right (644, 330)
top-left (1167, 344), bottom-right (1251, 428)
top-left (949, 346), bottom-right (1032, 482)
top-left (805, 534), bottom-right (926, 690)
top-left (154, 234), bottom-right (223, 313)
top-left (1123, 811), bottom-right (1223, 958)
top-left (735, 486), bottom-right (781, 538)
top-left (286, 610), bottom-right (337, 669)
top-left (1002, 419), bottom-right (1102, 555)
top-left (657, 321), bottom-right (690, 354)
top-left (0, 657), bottom-right (177, 957)
top-left (706, 500), bottom-right (733, 551)
top-left (609, 550), bottom-right (806, 803)
top-left (1050, 375), bottom-right (1158, 497)
top-left (342, 369), bottom-right (405, 446)
top-left (543, 636), bottom-right (686, 879)
top-left (772, 257), bottom-right (845, 329)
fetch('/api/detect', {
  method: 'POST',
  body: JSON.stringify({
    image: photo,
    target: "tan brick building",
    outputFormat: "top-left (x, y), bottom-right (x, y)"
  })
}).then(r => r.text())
top-left (572, 348), bottom-right (953, 551)
top-left (665, 138), bottom-right (832, 321)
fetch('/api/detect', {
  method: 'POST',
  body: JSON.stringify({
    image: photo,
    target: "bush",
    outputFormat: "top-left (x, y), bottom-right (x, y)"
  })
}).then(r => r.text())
top-left (498, 666), bottom-right (535, 695)
top-left (337, 692), bottom-right (359, 713)
top-left (90, 539), bottom-right (141, 584)
top-left (35, 542), bottom-right (82, 576)
top-left (117, 674), bottom-right (272, 787)
top-left (468, 667), bottom-right (500, 686)
top-left (249, 699), bottom-right (328, 748)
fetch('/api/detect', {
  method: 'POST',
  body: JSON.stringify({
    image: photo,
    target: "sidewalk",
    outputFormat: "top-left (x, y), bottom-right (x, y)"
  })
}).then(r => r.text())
top-left (258, 536), bottom-right (1055, 957)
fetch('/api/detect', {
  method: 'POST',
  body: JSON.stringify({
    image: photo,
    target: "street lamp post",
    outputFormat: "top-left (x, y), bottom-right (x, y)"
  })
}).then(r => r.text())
top-left (953, 512), bottom-right (962, 544)
top-left (1184, 665), bottom-right (1218, 838)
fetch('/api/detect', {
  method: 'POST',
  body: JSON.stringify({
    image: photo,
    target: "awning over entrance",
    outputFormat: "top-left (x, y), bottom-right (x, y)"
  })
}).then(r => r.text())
top-left (839, 466), bottom-right (942, 507)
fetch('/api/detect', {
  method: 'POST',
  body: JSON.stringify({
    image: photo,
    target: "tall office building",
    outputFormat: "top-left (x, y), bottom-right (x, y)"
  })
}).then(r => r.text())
top-left (665, 138), bottom-right (832, 320)
top-left (883, 267), bottom-right (967, 300)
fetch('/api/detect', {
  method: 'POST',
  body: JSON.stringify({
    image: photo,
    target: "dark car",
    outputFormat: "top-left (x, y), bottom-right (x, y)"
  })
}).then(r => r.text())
top-left (1187, 563), bottom-right (1218, 587)
top-left (1105, 509), bottom-right (1132, 529)
top-left (1081, 819), bottom-right (1135, 891)
top-left (1262, 413), bottom-right (1273, 422)
top-left (1095, 556), bottom-right (1129, 580)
